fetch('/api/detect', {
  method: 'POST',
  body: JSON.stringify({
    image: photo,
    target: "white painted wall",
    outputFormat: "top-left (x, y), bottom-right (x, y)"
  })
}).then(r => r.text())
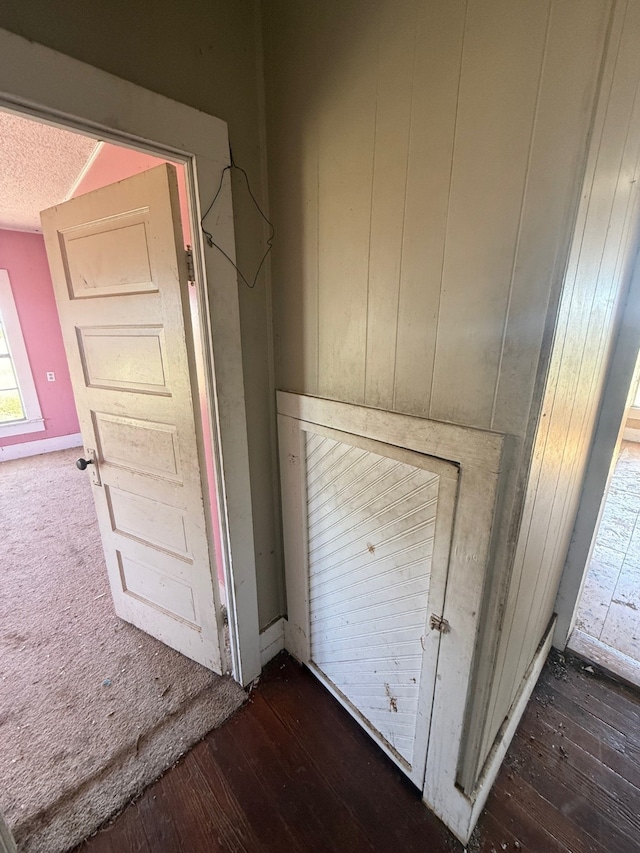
top-left (482, 0), bottom-right (640, 768)
top-left (263, 0), bottom-right (612, 790)
top-left (264, 0), bottom-right (608, 438)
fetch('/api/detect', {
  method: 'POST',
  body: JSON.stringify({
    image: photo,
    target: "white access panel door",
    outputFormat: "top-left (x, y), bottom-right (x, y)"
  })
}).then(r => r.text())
top-left (40, 164), bottom-right (224, 673)
top-left (280, 415), bottom-right (458, 788)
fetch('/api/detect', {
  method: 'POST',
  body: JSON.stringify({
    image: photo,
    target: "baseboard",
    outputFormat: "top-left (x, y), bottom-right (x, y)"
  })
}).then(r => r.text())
top-left (459, 617), bottom-right (555, 843)
top-left (0, 432), bottom-right (83, 461)
top-left (0, 814), bottom-right (17, 853)
top-left (568, 628), bottom-right (640, 689)
top-left (259, 617), bottom-right (285, 667)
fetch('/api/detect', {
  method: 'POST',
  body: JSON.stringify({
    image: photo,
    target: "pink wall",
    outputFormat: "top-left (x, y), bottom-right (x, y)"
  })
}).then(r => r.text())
top-left (74, 143), bottom-right (192, 244)
top-left (0, 229), bottom-right (80, 447)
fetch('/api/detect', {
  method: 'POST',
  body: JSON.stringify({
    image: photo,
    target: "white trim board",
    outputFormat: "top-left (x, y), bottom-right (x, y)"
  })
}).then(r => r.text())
top-left (63, 140), bottom-right (103, 201)
top-left (0, 431), bottom-right (82, 461)
top-left (277, 391), bottom-right (508, 844)
top-left (452, 618), bottom-right (555, 845)
top-left (259, 617), bottom-right (285, 667)
top-left (0, 26), bottom-right (260, 686)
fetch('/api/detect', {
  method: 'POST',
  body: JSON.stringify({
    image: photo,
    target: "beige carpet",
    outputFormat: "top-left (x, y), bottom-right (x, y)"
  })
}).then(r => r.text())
top-left (0, 448), bottom-right (245, 853)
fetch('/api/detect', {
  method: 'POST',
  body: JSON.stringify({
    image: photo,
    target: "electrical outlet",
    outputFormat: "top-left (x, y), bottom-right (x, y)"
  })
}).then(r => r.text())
top-left (46, 372), bottom-right (56, 382)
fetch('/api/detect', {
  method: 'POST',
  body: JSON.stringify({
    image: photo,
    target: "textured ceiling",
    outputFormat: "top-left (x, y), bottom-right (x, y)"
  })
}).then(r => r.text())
top-left (0, 111), bottom-right (99, 232)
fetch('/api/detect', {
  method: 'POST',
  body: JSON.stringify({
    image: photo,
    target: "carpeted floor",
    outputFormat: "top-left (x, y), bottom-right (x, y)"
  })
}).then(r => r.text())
top-left (0, 448), bottom-right (245, 853)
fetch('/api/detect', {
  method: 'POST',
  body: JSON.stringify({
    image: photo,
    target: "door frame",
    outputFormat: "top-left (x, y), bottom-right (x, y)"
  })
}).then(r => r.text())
top-left (554, 242), bottom-right (640, 650)
top-left (0, 26), bottom-right (261, 685)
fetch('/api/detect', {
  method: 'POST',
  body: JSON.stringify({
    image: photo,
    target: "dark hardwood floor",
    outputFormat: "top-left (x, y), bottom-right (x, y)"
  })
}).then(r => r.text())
top-left (75, 649), bottom-right (640, 853)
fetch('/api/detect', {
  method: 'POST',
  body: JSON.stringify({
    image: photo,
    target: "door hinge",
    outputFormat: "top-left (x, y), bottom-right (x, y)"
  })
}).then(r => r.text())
top-left (429, 613), bottom-right (451, 634)
top-left (185, 246), bottom-right (196, 283)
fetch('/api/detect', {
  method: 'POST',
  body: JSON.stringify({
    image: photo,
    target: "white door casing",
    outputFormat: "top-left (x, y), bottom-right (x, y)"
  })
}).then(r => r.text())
top-left (41, 164), bottom-right (225, 672)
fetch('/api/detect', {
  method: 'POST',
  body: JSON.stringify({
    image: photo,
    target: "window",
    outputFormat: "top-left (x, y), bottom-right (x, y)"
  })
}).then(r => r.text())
top-left (0, 269), bottom-right (44, 438)
top-left (0, 313), bottom-right (24, 421)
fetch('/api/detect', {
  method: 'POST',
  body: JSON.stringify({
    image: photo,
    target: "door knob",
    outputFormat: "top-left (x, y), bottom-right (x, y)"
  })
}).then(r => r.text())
top-left (75, 449), bottom-right (101, 486)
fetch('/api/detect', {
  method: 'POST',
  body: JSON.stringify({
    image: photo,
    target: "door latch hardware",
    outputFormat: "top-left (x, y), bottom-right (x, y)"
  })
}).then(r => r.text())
top-left (76, 448), bottom-right (101, 487)
top-left (185, 246), bottom-right (196, 283)
top-left (429, 613), bottom-right (451, 634)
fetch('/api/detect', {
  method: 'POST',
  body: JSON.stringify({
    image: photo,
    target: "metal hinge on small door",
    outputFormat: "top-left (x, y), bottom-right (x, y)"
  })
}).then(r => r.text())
top-left (185, 246), bottom-right (196, 283)
top-left (429, 613), bottom-right (451, 634)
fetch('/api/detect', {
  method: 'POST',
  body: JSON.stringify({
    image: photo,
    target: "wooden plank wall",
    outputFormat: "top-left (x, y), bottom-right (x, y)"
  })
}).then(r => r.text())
top-left (264, 0), bottom-right (608, 439)
top-left (263, 0), bottom-right (611, 785)
top-left (480, 0), bottom-right (640, 768)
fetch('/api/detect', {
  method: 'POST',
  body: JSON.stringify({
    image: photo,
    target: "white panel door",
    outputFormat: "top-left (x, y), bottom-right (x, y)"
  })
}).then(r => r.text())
top-left (40, 164), bottom-right (224, 672)
top-left (280, 414), bottom-right (458, 788)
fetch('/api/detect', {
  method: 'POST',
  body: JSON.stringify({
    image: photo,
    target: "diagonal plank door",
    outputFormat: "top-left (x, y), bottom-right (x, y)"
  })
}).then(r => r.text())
top-left (40, 164), bottom-right (224, 672)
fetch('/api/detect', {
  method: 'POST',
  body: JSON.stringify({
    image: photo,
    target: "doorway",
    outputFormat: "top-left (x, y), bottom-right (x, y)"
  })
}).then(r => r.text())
top-left (0, 108), bottom-right (228, 639)
top-left (0, 109), bottom-right (244, 851)
top-left (0, 24), bottom-right (262, 691)
top-left (568, 372), bottom-right (640, 687)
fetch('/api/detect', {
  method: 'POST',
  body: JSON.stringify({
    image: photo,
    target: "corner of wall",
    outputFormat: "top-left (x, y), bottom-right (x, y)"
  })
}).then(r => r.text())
top-left (254, 0), bottom-right (286, 625)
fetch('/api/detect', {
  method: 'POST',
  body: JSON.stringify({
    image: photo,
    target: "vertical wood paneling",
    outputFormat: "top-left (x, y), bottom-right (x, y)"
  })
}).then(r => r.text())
top-left (490, 0), bottom-right (610, 437)
top-left (429, 0), bottom-right (551, 428)
top-left (481, 0), bottom-right (639, 770)
top-left (264, 0), bottom-right (614, 790)
top-left (458, 0), bottom-right (612, 786)
top-left (459, 0), bottom-right (613, 781)
top-left (522, 94), bottom-right (640, 668)
top-left (265, 2), bottom-right (320, 395)
top-left (392, 0), bottom-right (466, 416)
top-left (266, 0), bottom-right (607, 435)
top-left (316, 2), bottom-right (378, 403)
top-left (364, 0), bottom-right (418, 410)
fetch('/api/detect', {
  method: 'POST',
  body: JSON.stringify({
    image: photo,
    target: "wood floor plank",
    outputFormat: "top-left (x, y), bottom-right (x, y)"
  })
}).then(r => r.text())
top-left (528, 686), bottom-right (640, 788)
top-left (189, 739), bottom-right (267, 852)
top-left (79, 802), bottom-right (151, 853)
top-left (236, 691), bottom-right (375, 850)
top-left (75, 650), bottom-right (640, 853)
top-left (136, 756), bottom-right (228, 853)
top-left (136, 783), bottom-right (188, 853)
top-left (483, 775), bottom-right (574, 853)
top-left (516, 712), bottom-right (640, 842)
top-left (539, 662), bottom-right (640, 739)
top-left (259, 658), bottom-right (458, 851)
top-left (202, 699), bottom-right (318, 851)
top-left (495, 767), bottom-right (611, 853)
top-left (530, 679), bottom-right (628, 751)
top-left (474, 809), bottom-right (558, 853)
top-left (507, 728), bottom-right (638, 852)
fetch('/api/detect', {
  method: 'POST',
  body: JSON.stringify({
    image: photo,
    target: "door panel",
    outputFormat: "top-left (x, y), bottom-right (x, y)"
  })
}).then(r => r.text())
top-left (279, 408), bottom-right (458, 788)
top-left (41, 164), bottom-right (224, 672)
top-left (77, 325), bottom-right (169, 394)
top-left (306, 430), bottom-right (457, 783)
